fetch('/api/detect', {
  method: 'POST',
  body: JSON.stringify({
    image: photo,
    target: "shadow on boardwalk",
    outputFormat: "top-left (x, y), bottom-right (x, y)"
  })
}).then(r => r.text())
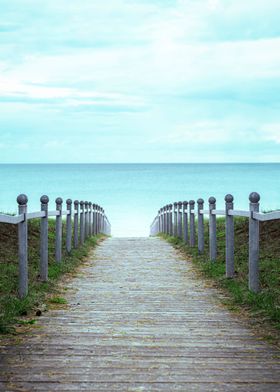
top-left (0, 237), bottom-right (280, 391)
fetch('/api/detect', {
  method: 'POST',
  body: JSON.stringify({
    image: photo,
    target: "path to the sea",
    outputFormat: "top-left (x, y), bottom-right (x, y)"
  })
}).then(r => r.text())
top-left (1, 237), bottom-right (280, 391)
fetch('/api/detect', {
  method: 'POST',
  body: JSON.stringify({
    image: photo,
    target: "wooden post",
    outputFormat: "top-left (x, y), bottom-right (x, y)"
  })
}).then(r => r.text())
top-left (17, 194), bottom-right (28, 299)
top-left (197, 198), bottom-right (204, 254)
top-left (89, 202), bottom-right (92, 236)
top-left (164, 206), bottom-right (167, 234)
top-left (92, 204), bottom-right (96, 235)
top-left (55, 197), bottom-right (63, 263)
top-left (102, 208), bottom-right (105, 233)
top-left (40, 195), bottom-right (49, 281)
top-left (173, 202), bottom-right (178, 237)
top-left (249, 192), bottom-right (260, 293)
top-left (209, 196), bottom-right (217, 261)
top-left (66, 199), bottom-right (72, 254)
top-left (169, 204), bottom-right (173, 236)
top-left (189, 200), bottom-right (195, 247)
top-left (74, 200), bottom-right (79, 248)
top-left (96, 205), bottom-right (100, 234)
top-left (85, 202), bottom-right (89, 239)
top-left (183, 201), bottom-right (188, 243)
top-left (158, 210), bottom-right (161, 233)
top-left (225, 194), bottom-right (234, 278)
top-left (80, 201), bottom-right (85, 244)
top-left (166, 205), bottom-right (170, 235)
top-left (177, 202), bottom-right (183, 239)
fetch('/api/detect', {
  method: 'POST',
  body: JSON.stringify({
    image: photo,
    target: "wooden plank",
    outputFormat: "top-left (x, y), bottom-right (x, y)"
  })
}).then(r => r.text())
top-left (228, 209), bottom-right (250, 217)
top-left (253, 211), bottom-right (280, 221)
top-left (211, 209), bottom-right (226, 216)
top-left (26, 211), bottom-right (46, 220)
top-left (0, 213), bottom-right (24, 224)
top-left (48, 210), bottom-right (60, 217)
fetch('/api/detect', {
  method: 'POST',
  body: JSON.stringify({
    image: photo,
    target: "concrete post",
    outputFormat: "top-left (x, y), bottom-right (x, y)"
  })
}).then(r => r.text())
top-left (158, 210), bottom-right (161, 233)
top-left (197, 198), bottom-right (204, 254)
top-left (89, 202), bottom-right (92, 236)
top-left (66, 199), bottom-right (72, 254)
top-left (96, 205), bottom-right (100, 234)
top-left (40, 195), bottom-right (49, 282)
top-left (209, 196), bottom-right (217, 261)
top-left (80, 201), bottom-right (85, 244)
top-left (164, 206), bottom-right (167, 233)
top-left (189, 200), bottom-right (195, 247)
top-left (85, 202), bottom-right (89, 239)
top-left (17, 194), bottom-right (28, 299)
top-left (169, 204), bottom-right (173, 236)
top-left (55, 197), bottom-right (63, 263)
top-left (225, 194), bottom-right (234, 278)
top-left (249, 192), bottom-right (260, 293)
top-left (173, 202), bottom-right (178, 237)
top-left (183, 201), bottom-right (188, 243)
top-left (74, 200), bottom-right (79, 248)
top-left (102, 208), bottom-right (105, 233)
top-left (166, 205), bottom-right (170, 235)
top-left (177, 202), bottom-right (183, 239)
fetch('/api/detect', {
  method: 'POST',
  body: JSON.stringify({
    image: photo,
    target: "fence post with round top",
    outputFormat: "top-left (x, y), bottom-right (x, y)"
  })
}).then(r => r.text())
top-left (177, 202), bottom-right (183, 239)
top-left (183, 201), bottom-right (188, 243)
top-left (89, 202), bottom-right (92, 236)
top-left (197, 198), bottom-right (204, 254)
top-left (189, 200), bottom-right (195, 247)
top-left (40, 195), bottom-right (49, 281)
top-left (80, 201), bottom-right (85, 244)
top-left (66, 199), bottom-right (72, 254)
top-left (166, 205), bottom-right (170, 235)
top-left (85, 202), bottom-right (89, 239)
top-left (74, 200), bottom-right (79, 248)
top-left (164, 206), bottom-right (167, 234)
top-left (168, 204), bottom-right (173, 236)
top-left (225, 194), bottom-right (234, 278)
top-left (173, 202), bottom-right (178, 237)
top-left (55, 197), bottom-right (63, 263)
top-left (17, 194), bottom-right (28, 298)
top-left (249, 192), bottom-right (260, 293)
top-left (209, 196), bottom-right (217, 261)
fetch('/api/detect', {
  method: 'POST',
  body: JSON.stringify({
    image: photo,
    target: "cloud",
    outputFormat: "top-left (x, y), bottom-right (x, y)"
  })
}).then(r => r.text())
top-left (260, 123), bottom-right (280, 144)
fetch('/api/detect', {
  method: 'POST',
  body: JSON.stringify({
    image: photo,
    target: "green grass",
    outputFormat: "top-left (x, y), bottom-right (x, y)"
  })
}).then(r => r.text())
top-left (0, 219), bottom-right (104, 334)
top-left (160, 217), bottom-right (280, 334)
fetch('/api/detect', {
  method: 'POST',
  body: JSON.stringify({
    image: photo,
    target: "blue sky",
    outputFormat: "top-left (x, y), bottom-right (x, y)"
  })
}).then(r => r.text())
top-left (0, 0), bottom-right (280, 163)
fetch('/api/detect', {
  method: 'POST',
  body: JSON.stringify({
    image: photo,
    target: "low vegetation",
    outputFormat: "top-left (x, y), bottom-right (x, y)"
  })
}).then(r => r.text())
top-left (0, 219), bottom-right (103, 334)
top-left (160, 217), bottom-right (280, 340)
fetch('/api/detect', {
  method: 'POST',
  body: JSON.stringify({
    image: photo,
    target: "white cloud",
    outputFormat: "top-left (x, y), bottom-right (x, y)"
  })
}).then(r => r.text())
top-left (260, 123), bottom-right (280, 144)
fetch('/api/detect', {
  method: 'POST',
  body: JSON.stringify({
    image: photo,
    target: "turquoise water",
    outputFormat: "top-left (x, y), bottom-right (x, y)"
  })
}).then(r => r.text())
top-left (0, 164), bottom-right (279, 236)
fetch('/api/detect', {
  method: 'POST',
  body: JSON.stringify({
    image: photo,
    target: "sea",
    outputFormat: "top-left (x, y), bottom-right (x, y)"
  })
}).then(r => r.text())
top-left (0, 164), bottom-right (279, 236)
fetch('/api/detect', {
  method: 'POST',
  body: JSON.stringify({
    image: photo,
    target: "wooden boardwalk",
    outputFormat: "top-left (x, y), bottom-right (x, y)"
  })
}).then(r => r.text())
top-left (1, 237), bottom-right (280, 391)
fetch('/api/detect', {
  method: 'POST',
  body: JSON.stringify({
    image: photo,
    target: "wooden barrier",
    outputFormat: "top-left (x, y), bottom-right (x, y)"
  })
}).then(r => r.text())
top-left (150, 192), bottom-right (280, 293)
top-left (0, 195), bottom-right (111, 298)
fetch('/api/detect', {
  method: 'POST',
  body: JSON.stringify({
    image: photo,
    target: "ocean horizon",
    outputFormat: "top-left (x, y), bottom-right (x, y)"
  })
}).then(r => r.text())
top-left (0, 163), bottom-right (279, 236)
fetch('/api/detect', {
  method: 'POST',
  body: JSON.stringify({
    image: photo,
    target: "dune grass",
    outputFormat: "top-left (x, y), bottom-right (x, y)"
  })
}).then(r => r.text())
top-left (0, 219), bottom-right (104, 334)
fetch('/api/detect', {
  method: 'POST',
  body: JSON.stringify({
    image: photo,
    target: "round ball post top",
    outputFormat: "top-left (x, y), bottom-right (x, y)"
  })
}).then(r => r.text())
top-left (174, 202), bottom-right (178, 207)
top-left (208, 196), bottom-right (216, 204)
top-left (55, 197), bottom-right (63, 205)
top-left (74, 200), bottom-right (79, 206)
top-left (17, 194), bottom-right (28, 205)
top-left (189, 200), bottom-right (195, 206)
top-left (178, 201), bottom-right (182, 207)
top-left (80, 200), bottom-right (84, 206)
top-left (85, 201), bottom-right (88, 207)
top-left (249, 192), bottom-right (260, 203)
top-left (169, 204), bottom-right (173, 209)
top-left (183, 201), bottom-right (188, 206)
top-left (89, 202), bottom-right (92, 207)
top-left (197, 198), bottom-right (204, 205)
top-left (40, 195), bottom-right (49, 204)
top-left (66, 198), bottom-right (72, 205)
top-left (225, 194), bottom-right (234, 203)
top-left (92, 203), bottom-right (96, 208)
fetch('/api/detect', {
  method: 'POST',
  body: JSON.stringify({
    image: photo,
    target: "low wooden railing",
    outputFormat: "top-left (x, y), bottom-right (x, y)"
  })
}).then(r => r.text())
top-left (150, 192), bottom-right (280, 293)
top-left (0, 194), bottom-right (111, 298)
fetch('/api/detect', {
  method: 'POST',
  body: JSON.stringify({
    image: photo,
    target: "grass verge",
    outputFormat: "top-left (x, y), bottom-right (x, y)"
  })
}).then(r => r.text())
top-left (0, 219), bottom-right (105, 334)
top-left (160, 217), bottom-right (280, 343)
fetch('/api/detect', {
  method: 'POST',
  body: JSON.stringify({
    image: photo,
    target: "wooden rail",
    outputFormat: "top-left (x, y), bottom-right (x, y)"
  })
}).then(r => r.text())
top-left (0, 194), bottom-right (111, 299)
top-left (150, 192), bottom-right (279, 293)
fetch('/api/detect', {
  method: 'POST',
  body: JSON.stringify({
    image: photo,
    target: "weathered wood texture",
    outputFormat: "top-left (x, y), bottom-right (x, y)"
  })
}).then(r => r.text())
top-left (1, 237), bottom-right (279, 391)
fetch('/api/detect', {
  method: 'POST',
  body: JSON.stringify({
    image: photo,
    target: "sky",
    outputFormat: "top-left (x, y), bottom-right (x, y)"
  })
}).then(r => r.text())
top-left (0, 0), bottom-right (280, 163)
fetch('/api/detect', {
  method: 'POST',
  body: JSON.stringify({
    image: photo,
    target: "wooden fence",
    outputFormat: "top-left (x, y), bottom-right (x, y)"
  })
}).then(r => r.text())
top-left (150, 192), bottom-right (280, 293)
top-left (0, 194), bottom-right (111, 298)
